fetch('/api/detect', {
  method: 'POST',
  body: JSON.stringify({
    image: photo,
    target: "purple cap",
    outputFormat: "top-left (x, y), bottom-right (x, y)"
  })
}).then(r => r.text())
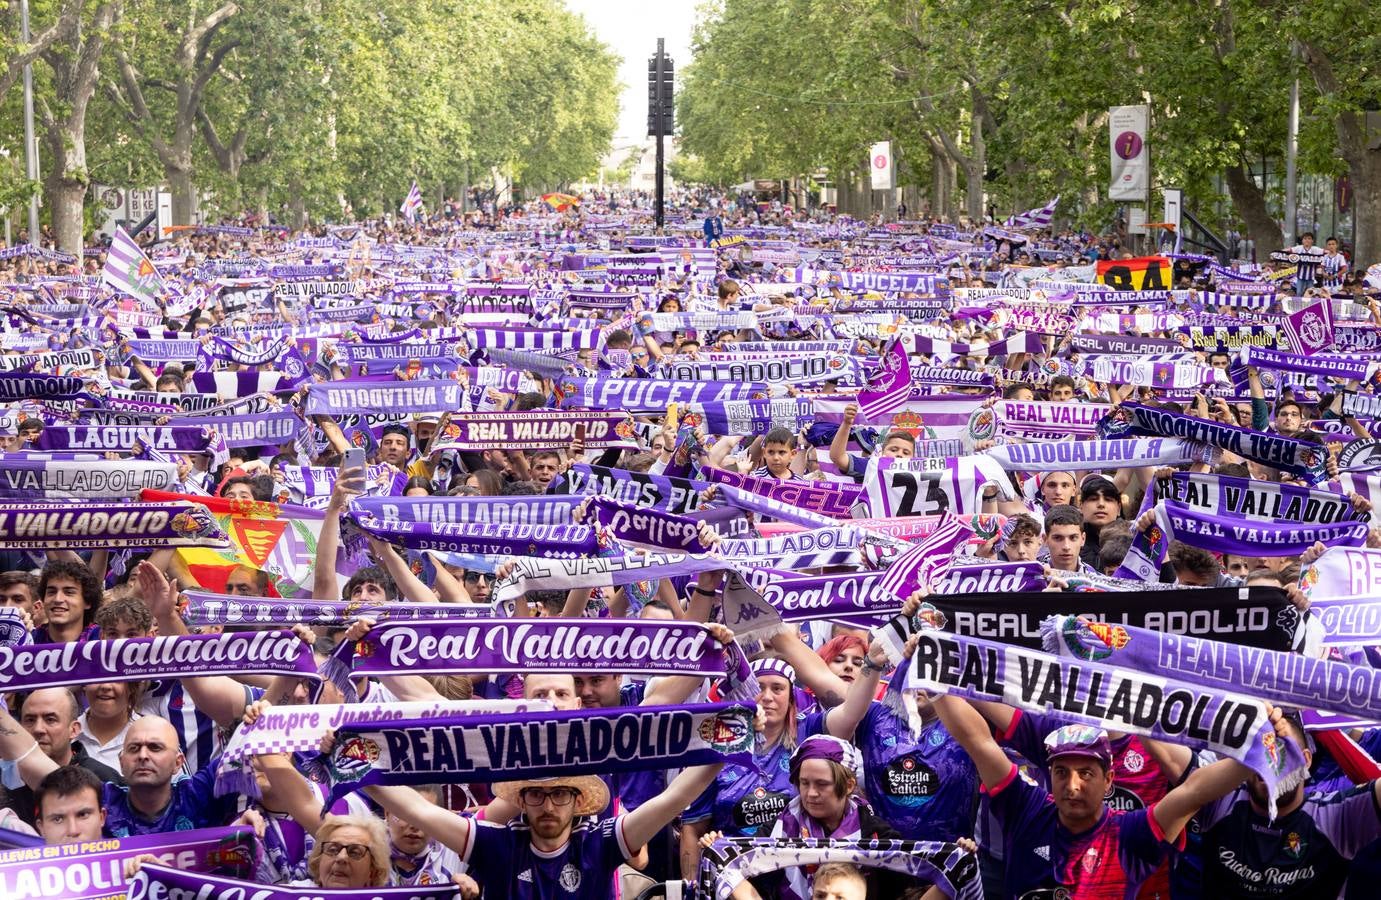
top-left (1043, 723), bottom-right (1112, 767)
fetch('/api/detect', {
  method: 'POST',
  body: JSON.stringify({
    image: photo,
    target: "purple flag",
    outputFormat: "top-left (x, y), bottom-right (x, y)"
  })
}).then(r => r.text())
top-left (858, 340), bottom-right (913, 422)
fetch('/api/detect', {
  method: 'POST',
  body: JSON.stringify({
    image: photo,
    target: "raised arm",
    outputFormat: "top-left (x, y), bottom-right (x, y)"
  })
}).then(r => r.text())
top-left (0, 702), bottom-right (59, 789)
top-left (1151, 756), bottom-right (1249, 843)
top-left (315, 465), bottom-right (364, 601)
top-left (828, 403), bottom-right (858, 475)
top-left (364, 784), bottom-right (472, 852)
top-left (931, 694), bottom-right (1018, 790)
top-left (364, 536), bottom-right (438, 603)
top-left (623, 763), bottom-right (724, 853)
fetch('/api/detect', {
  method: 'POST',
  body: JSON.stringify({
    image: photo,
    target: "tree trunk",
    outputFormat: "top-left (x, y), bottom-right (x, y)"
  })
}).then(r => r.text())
top-left (168, 167), bottom-right (195, 225)
top-left (1351, 156), bottom-right (1381, 271)
top-left (1297, 39), bottom-right (1381, 270)
top-left (1223, 162), bottom-right (1282, 258)
top-left (47, 176), bottom-right (86, 254)
top-left (965, 96), bottom-right (986, 223)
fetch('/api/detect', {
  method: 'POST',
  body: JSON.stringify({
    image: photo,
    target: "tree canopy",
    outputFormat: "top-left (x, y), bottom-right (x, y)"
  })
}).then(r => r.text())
top-left (676, 0), bottom-right (1381, 263)
top-left (0, 0), bottom-right (620, 245)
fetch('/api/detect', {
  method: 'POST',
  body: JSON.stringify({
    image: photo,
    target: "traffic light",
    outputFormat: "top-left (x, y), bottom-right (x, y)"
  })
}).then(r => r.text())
top-left (647, 54), bottom-right (674, 136)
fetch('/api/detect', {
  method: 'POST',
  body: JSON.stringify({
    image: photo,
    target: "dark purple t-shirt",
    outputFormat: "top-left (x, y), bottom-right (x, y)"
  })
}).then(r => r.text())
top-left (463, 814), bottom-right (631, 899)
top-left (987, 763), bottom-right (1179, 900)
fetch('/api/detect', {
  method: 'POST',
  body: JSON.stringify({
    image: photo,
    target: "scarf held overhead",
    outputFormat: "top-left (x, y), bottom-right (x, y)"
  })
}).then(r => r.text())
top-left (322, 702), bottom-right (755, 808)
top-left (902, 628), bottom-right (1306, 815)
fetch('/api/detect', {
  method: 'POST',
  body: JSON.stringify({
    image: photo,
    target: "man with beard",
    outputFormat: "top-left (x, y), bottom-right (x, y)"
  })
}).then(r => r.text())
top-left (362, 764), bottom-right (723, 900)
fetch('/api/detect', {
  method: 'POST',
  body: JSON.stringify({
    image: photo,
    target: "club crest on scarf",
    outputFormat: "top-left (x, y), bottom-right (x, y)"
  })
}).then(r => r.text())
top-left (699, 709), bottom-right (754, 754)
top-left (331, 735), bottom-right (382, 781)
top-left (916, 603), bottom-right (948, 631)
top-left (171, 507), bottom-right (219, 539)
top-left (890, 411), bottom-right (935, 439)
top-left (967, 407), bottom-right (997, 442)
top-left (1262, 730), bottom-right (1286, 774)
top-left (1059, 617), bottom-right (1131, 662)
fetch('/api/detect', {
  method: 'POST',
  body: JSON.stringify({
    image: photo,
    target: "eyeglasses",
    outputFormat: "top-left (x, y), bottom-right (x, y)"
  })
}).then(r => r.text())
top-left (463, 572), bottom-right (492, 584)
top-left (519, 787), bottom-right (579, 807)
top-left (320, 842), bottom-right (370, 860)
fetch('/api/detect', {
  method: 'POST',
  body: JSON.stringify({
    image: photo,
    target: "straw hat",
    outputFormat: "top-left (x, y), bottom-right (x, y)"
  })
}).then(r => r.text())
top-left (493, 775), bottom-right (609, 818)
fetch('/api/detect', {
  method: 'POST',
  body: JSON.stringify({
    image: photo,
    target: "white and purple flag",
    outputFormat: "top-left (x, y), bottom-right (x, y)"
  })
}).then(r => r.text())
top-left (102, 225), bottom-right (165, 306)
top-left (1004, 196), bottom-right (1059, 230)
top-left (858, 340), bottom-right (912, 422)
top-left (400, 181), bottom-right (424, 224)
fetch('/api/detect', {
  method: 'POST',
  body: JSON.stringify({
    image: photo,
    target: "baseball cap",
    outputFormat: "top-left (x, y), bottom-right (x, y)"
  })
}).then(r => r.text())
top-left (1044, 724), bottom-right (1113, 767)
top-left (1079, 474), bottom-right (1119, 502)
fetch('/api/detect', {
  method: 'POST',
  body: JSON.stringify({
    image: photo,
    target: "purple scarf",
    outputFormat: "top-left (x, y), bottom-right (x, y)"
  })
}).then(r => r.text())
top-left (1300, 547), bottom-right (1381, 645)
top-left (0, 631), bottom-right (318, 691)
top-left (588, 496), bottom-right (715, 553)
top-left (491, 551), bottom-right (724, 604)
top-left (430, 411), bottom-right (638, 451)
top-left (350, 517), bottom-right (598, 558)
top-left (563, 464), bottom-right (708, 515)
top-left (555, 376), bottom-right (781, 412)
top-left (127, 864), bottom-right (454, 900)
top-left (0, 500), bottom-right (227, 549)
top-left (0, 827), bottom-right (257, 900)
top-left (701, 467), bottom-right (861, 519)
top-left (0, 372), bottom-right (84, 400)
top-left (1043, 614), bottom-right (1381, 732)
top-left (305, 378), bottom-right (467, 416)
top-left (898, 628), bottom-right (1306, 816)
top-left (324, 618), bottom-right (726, 700)
top-left (1098, 402), bottom-right (1328, 483)
top-left (350, 494), bottom-right (582, 526)
top-left (180, 590), bottom-right (495, 628)
top-left (322, 702), bottom-right (755, 809)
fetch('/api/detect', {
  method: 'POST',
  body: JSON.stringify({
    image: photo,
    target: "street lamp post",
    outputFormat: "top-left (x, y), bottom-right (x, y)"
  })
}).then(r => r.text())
top-left (20, 0), bottom-right (40, 245)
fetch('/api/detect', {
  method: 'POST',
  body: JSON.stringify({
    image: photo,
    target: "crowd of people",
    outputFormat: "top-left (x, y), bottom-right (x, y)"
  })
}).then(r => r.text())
top-left (0, 190), bottom-right (1379, 900)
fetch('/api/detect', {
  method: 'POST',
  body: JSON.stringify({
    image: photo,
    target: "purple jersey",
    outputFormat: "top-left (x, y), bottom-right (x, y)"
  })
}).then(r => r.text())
top-left (684, 710), bottom-right (827, 835)
top-left (1200, 782), bottom-right (1381, 899)
top-left (858, 703), bottom-right (978, 840)
top-left (101, 756), bottom-right (236, 837)
top-left (463, 814), bottom-right (632, 899)
top-left (1002, 709), bottom-right (1174, 900)
top-left (987, 763), bottom-right (1178, 900)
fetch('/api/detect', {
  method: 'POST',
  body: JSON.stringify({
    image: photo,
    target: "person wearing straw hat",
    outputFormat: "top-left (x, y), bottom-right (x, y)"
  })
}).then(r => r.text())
top-left (361, 761), bottom-right (723, 900)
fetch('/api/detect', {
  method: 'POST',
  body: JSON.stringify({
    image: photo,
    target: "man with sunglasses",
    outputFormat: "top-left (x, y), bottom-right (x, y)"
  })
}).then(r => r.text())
top-left (362, 764), bottom-right (722, 899)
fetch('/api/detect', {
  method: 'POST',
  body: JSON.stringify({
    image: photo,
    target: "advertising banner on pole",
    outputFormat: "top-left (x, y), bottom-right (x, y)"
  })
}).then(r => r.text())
top-left (1109, 105), bottom-right (1150, 201)
top-left (870, 142), bottom-right (895, 191)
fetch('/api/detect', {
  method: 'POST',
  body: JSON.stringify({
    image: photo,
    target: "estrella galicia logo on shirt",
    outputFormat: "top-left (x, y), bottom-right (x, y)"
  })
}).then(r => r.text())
top-left (1103, 784), bottom-right (1145, 813)
top-left (734, 788), bottom-right (788, 827)
top-left (884, 755), bottom-right (938, 796)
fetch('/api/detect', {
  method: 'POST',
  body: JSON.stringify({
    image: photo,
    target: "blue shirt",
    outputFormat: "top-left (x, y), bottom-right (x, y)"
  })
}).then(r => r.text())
top-left (857, 703), bottom-right (978, 841)
top-left (684, 711), bottom-right (826, 835)
top-left (101, 756), bottom-right (237, 837)
top-left (465, 814), bottom-right (631, 899)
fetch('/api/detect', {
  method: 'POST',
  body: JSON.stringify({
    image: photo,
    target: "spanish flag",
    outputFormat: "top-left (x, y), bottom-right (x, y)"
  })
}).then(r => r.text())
top-left (141, 489), bottom-right (333, 599)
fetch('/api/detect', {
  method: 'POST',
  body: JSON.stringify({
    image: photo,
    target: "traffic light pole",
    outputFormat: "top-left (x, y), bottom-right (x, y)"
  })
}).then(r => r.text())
top-left (654, 38), bottom-right (666, 231)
